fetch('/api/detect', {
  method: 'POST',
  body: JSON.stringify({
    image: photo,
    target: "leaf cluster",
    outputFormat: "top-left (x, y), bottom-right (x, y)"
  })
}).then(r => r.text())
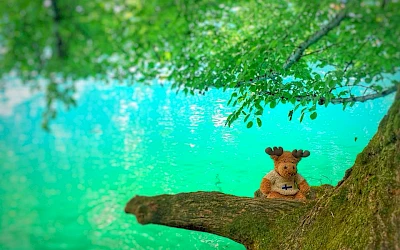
top-left (1, 0), bottom-right (399, 127)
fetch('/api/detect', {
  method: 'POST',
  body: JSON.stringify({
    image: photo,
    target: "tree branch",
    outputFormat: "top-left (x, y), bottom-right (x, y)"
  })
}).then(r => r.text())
top-left (235, 5), bottom-right (350, 88)
top-left (255, 85), bottom-right (397, 106)
top-left (330, 85), bottom-right (397, 104)
top-left (343, 38), bottom-right (369, 73)
top-left (302, 42), bottom-right (343, 57)
top-left (125, 191), bottom-right (304, 247)
top-left (381, 0), bottom-right (389, 9)
top-left (283, 9), bottom-right (348, 70)
top-left (51, 0), bottom-right (66, 58)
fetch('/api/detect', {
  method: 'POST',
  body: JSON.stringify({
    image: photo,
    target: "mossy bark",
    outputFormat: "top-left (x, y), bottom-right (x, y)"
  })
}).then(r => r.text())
top-left (125, 192), bottom-right (308, 249)
top-left (125, 85), bottom-right (400, 249)
top-left (283, 84), bottom-right (400, 249)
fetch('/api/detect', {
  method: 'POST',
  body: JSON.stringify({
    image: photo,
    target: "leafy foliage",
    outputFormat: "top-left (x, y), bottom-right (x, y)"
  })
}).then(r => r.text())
top-left (1, 0), bottom-right (399, 128)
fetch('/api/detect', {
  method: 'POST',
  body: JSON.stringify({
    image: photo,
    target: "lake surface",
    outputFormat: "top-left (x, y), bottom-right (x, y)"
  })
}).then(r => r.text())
top-left (0, 80), bottom-right (395, 249)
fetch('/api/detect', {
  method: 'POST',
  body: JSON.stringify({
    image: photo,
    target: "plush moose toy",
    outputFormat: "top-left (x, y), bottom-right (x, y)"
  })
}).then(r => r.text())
top-left (260, 146), bottom-right (310, 200)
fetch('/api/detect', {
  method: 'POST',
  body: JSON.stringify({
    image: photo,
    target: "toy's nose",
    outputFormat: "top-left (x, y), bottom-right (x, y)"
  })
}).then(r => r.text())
top-left (288, 165), bottom-right (297, 174)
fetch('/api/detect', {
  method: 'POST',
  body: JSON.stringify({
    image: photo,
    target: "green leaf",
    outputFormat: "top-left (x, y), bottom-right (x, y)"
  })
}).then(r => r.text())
top-left (294, 104), bottom-right (301, 112)
top-left (256, 118), bottom-right (262, 127)
top-left (310, 112), bottom-right (317, 120)
top-left (309, 105), bottom-right (316, 112)
top-left (270, 100), bottom-right (276, 108)
top-left (343, 102), bottom-right (348, 111)
top-left (247, 121), bottom-right (253, 128)
top-left (244, 114), bottom-right (251, 123)
top-left (288, 110), bottom-right (293, 121)
top-left (255, 102), bottom-right (263, 110)
top-left (372, 85), bottom-right (383, 92)
top-left (300, 113), bottom-right (305, 123)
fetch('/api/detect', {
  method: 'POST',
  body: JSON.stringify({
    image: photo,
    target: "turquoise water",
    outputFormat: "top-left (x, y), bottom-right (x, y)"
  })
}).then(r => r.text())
top-left (0, 81), bottom-right (395, 250)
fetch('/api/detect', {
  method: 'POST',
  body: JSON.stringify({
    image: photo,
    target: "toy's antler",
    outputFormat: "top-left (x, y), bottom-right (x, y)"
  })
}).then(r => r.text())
top-left (265, 146), bottom-right (283, 156)
top-left (292, 149), bottom-right (310, 158)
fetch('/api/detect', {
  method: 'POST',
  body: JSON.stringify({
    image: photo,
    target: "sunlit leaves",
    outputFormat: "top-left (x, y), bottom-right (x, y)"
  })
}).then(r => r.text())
top-left (1, 0), bottom-right (399, 129)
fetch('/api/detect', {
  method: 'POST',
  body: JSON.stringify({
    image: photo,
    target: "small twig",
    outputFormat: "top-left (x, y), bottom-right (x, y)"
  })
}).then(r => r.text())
top-left (302, 42), bottom-right (344, 57)
top-left (344, 39), bottom-right (369, 73)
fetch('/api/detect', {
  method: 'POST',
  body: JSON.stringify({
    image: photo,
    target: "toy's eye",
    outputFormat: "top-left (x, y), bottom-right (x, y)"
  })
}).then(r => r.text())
top-left (284, 166), bottom-right (287, 169)
top-left (292, 166), bottom-right (295, 170)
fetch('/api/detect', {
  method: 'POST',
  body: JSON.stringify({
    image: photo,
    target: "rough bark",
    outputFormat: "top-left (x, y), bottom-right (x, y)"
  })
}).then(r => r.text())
top-left (125, 192), bottom-right (306, 248)
top-left (282, 84), bottom-right (400, 249)
top-left (125, 85), bottom-right (400, 249)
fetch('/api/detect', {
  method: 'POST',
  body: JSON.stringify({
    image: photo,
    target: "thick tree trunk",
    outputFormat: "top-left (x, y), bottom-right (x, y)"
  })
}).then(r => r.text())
top-left (125, 85), bottom-right (400, 249)
top-left (284, 84), bottom-right (400, 249)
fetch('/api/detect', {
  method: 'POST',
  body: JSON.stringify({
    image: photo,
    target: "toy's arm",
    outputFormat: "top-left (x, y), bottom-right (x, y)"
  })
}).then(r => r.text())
top-left (295, 173), bottom-right (310, 195)
top-left (260, 178), bottom-right (272, 195)
top-left (298, 179), bottom-right (310, 194)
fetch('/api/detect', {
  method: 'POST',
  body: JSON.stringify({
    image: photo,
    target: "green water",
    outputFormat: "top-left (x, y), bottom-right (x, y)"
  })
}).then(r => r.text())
top-left (0, 81), bottom-right (395, 250)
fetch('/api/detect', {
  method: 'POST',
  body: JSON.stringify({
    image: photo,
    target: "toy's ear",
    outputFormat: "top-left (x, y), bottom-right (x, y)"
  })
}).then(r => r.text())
top-left (292, 149), bottom-right (310, 162)
top-left (265, 146), bottom-right (283, 161)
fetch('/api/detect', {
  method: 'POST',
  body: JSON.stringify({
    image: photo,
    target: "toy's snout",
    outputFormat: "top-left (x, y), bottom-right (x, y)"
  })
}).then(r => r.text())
top-left (279, 163), bottom-right (298, 178)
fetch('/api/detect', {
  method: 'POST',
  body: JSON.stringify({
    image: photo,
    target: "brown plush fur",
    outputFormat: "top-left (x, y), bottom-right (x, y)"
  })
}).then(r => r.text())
top-left (260, 149), bottom-right (310, 200)
top-left (260, 178), bottom-right (271, 195)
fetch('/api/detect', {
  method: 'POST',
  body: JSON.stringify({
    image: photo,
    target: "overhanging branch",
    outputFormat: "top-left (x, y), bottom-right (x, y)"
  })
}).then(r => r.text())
top-left (330, 85), bottom-right (398, 104)
top-left (256, 85), bottom-right (397, 106)
top-left (283, 9), bottom-right (348, 70)
top-left (235, 4), bottom-right (350, 88)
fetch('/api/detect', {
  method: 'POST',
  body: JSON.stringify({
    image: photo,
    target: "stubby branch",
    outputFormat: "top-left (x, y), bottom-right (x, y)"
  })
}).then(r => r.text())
top-left (125, 191), bottom-right (304, 248)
